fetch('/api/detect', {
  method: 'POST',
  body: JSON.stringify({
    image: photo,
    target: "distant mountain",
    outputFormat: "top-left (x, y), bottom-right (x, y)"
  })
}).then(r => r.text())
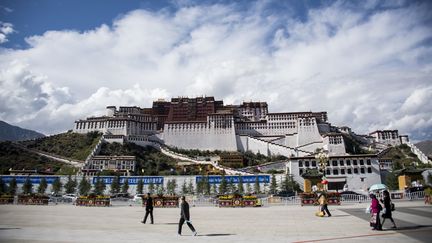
top-left (415, 140), bottom-right (432, 158)
top-left (0, 120), bottom-right (45, 141)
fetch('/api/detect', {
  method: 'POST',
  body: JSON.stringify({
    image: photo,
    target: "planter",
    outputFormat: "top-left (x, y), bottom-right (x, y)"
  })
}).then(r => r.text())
top-left (0, 195), bottom-right (14, 204)
top-left (144, 196), bottom-right (179, 208)
top-left (300, 192), bottom-right (341, 206)
top-left (300, 193), bottom-right (318, 206)
top-left (17, 195), bottom-right (49, 205)
top-left (218, 195), bottom-right (259, 207)
top-left (76, 196), bottom-right (110, 207)
top-left (327, 192), bottom-right (341, 205)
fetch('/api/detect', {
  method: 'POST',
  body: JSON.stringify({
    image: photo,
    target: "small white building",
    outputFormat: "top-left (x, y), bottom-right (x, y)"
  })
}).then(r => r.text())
top-left (82, 155), bottom-right (136, 176)
top-left (286, 154), bottom-right (382, 192)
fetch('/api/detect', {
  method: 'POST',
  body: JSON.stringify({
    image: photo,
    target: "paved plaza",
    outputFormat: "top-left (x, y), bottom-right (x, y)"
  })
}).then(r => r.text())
top-left (0, 201), bottom-right (431, 243)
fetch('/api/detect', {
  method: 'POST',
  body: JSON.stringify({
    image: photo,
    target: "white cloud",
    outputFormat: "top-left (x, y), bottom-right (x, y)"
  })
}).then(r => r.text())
top-left (0, 1), bottom-right (431, 140)
top-left (0, 21), bottom-right (14, 43)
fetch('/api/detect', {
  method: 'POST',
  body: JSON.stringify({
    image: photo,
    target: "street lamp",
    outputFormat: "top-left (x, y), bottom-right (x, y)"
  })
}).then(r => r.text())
top-left (315, 150), bottom-right (329, 190)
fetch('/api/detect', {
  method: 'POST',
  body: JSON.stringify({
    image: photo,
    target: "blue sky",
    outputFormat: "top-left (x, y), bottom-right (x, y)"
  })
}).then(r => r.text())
top-left (0, 0), bottom-right (431, 142)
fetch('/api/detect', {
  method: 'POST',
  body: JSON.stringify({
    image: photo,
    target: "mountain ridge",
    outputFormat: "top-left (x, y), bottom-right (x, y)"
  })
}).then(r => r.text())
top-left (0, 120), bottom-right (45, 141)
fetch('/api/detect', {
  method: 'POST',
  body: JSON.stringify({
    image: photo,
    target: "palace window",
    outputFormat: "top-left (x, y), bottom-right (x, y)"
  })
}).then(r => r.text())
top-left (367, 167), bottom-right (372, 173)
top-left (339, 160), bottom-right (344, 166)
top-left (312, 161), bottom-right (316, 167)
top-left (341, 169), bottom-right (345, 175)
top-left (298, 161), bottom-right (303, 167)
top-left (305, 161), bottom-right (310, 167)
top-left (354, 168), bottom-right (359, 174)
top-left (360, 168), bottom-right (365, 174)
top-left (332, 160), bottom-right (337, 166)
top-left (366, 159), bottom-right (371, 165)
top-left (353, 160), bottom-right (358, 165)
top-left (333, 169), bottom-right (339, 175)
top-left (346, 160), bottom-right (351, 166)
top-left (347, 168), bottom-right (352, 174)
top-left (360, 160), bottom-right (364, 165)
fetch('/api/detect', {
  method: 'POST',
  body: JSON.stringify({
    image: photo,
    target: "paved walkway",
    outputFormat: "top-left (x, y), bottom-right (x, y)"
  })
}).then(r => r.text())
top-left (0, 201), bottom-right (430, 243)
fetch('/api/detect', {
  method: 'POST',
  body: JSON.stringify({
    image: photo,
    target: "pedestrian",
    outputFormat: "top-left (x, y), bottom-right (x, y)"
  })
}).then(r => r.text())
top-left (178, 196), bottom-right (197, 236)
top-left (141, 193), bottom-right (154, 224)
top-left (380, 190), bottom-right (396, 229)
top-left (369, 194), bottom-right (382, 230)
top-left (318, 193), bottom-right (331, 217)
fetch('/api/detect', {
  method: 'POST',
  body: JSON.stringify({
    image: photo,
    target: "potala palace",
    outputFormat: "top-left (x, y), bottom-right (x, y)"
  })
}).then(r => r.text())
top-left (73, 96), bottom-right (407, 157)
top-left (72, 96), bottom-right (430, 192)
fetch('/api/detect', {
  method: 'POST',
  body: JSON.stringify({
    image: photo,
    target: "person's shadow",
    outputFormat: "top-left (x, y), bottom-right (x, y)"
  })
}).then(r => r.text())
top-left (196, 233), bottom-right (234, 237)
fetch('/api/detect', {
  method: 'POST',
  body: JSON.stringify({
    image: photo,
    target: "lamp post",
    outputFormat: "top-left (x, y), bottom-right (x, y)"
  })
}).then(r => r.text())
top-left (315, 150), bottom-right (329, 191)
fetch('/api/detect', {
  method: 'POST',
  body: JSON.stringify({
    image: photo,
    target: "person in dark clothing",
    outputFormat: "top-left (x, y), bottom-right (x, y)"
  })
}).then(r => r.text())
top-left (178, 196), bottom-right (197, 236)
top-left (380, 190), bottom-right (396, 229)
top-left (142, 193), bottom-right (154, 224)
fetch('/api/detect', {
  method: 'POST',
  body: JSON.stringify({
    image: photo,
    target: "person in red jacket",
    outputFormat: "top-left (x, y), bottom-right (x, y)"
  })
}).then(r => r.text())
top-left (369, 194), bottom-right (382, 230)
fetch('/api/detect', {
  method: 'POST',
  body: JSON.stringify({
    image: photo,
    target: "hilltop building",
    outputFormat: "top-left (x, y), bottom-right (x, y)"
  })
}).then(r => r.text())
top-left (73, 96), bottom-right (415, 190)
top-left (74, 96), bottom-right (344, 157)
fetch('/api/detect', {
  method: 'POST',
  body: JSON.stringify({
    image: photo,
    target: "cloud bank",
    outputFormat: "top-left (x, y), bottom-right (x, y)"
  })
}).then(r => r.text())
top-left (0, 1), bottom-right (431, 141)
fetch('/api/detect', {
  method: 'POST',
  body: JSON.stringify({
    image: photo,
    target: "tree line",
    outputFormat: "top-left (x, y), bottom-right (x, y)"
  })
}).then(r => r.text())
top-left (0, 173), bottom-right (301, 197)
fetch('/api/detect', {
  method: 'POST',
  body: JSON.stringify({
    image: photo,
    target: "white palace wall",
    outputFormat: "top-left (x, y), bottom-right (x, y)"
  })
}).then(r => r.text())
top-left (296, 118), bottom-right (322, 147)
top-left (163, 125), bottom-right (237, 151)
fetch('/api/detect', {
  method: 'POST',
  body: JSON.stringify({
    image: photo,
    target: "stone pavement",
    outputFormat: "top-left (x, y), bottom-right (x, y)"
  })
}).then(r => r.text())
top-left (0, 201), bottom-right (431, 243)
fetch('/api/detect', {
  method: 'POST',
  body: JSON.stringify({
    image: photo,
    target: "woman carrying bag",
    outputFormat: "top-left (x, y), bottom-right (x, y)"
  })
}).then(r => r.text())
top-left (369, 194), bottom-right (382, 230)
top-left (380, 190), bottom-right (397, 229)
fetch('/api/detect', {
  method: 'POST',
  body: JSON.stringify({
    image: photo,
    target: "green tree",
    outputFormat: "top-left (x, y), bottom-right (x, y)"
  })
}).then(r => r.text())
top-left (228, 178), bottom-right (236, 194)
top-left (9, 178), bottom-right (17, 195)
top-left (37, 177), bottom-right (48, 194)
top-left (203, 176), bottom-right (210, 195)
top-left (93, 177), bottom-right (106, 195)
top-left (110, 176), bottom-right (120, 194)
top-left (23, 177), bottom-right (33, 194)
top-left (219, 174), bottom-right (227, 195)
top-left (187, 179), bottom-right (194, 194)
top-left (64, 175), bottom-right (77, 194)
top-left (156, 183), bottom-right (165, 196)
top-left (237, 176), bottom-right (244, 194)
top-left (181, 180), bottom-right (188, 195)
top-left (121, 178), bottom-right (129, 194)
top-left (211, 183), bottom-right (218, 195)
top-left (385, 172), bottom-right (399, 190)
top-left (136, 179), bottom-right (144, 194)
top-left (196, 178), bottom-right (203, 195)
top-left (270, 174), bottom-right (278, 195)
top-left (78, 176), bottom-right (91, 196)
top-left (0, 179), bottom-right (7, 195)
top-left (280, 174), bottom-right (291, 193)
top-left (52, 177), bottom-right (63, 195)
top-left (167, 179), bottom-right (177, 195)
top-left (246, 183), bottom-right (252, 194)
top-left (148, 182), bottom-right (155, 194)
top-left (254, 176), bottom-right (261, 194)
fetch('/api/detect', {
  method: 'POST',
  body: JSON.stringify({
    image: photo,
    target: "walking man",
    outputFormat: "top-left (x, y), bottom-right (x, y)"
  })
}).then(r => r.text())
top-left (142, 193), bottom-right (154, 224)
top-left (178, 196), bottom-right (197, 236)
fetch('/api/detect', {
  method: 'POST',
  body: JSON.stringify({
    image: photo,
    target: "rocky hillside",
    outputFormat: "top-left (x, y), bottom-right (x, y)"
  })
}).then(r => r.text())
top-left (415, 140), bottom-right (432, 159)
top-left (0, 120), bottom-right (45, 141)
